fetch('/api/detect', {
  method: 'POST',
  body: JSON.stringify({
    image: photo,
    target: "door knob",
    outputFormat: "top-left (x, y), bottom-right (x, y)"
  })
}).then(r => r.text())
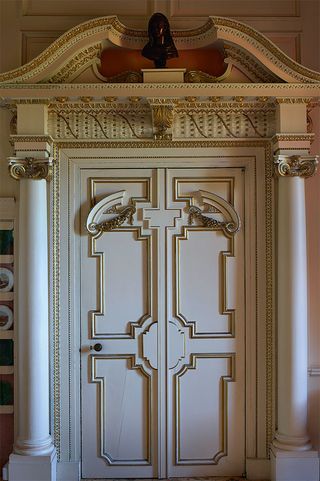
top-left (90, 343), bottom-right (103, 352)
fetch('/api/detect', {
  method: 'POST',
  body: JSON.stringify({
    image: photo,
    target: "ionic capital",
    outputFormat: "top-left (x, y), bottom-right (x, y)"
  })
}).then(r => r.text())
top-left (274, 155), bottom-right (318, 178)
top-left (8, 157), bottom-right (53, 181)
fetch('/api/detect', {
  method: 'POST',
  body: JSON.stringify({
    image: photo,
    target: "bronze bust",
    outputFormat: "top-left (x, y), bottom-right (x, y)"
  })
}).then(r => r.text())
top-left (142, 13), bottom-right (178, 68)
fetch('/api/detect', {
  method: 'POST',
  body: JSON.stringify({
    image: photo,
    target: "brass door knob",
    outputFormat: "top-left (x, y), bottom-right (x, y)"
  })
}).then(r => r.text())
top-left (90, 343), bottom-right (103, 352)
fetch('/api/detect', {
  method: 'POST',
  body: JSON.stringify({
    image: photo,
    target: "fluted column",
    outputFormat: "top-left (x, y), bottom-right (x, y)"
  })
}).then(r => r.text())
top-left (7, 153), bottom-right (57, 478)
top-left (271, 154), bottom-right (319, 481)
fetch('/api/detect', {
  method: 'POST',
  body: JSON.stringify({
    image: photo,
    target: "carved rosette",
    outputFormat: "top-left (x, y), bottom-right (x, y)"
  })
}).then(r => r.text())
top-left (9, 157), bottom-right (53, 181)
top-left (274, 155), bottom-right (319, 178)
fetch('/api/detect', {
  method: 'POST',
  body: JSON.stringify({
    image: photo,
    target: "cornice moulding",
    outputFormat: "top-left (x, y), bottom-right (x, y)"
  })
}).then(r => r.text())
top-left (0, 83), bottom-right (319, 102)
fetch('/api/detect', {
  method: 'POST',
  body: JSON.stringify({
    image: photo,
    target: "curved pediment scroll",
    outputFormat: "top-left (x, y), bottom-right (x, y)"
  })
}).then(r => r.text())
top-left (86, 191), bottom-right (136, 237)
top-left (0, 15), bottom-right (319, 84)
top-left (187, 190), bottom-right (240, 237)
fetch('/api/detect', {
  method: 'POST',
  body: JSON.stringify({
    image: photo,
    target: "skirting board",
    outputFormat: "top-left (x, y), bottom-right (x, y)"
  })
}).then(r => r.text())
top-left (246, 458), bottom-right (270, 480)
top-left (57, 461), bottom-right (80, 481)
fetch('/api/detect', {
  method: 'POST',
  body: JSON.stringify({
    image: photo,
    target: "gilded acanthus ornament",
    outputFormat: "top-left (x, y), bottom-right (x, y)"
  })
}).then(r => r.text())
top-left (8, 157), bottom-right (53, 181)
top-left (274, 155), bottom-right (319, 178)
top-left (150, 103), bottom-right (174, 140)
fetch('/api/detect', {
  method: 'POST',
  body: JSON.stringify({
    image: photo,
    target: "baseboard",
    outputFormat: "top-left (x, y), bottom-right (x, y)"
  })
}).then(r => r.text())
top-left (246, 458), bottom-right (270, 480)
top-left (57, 462), bottom-right (80, 481)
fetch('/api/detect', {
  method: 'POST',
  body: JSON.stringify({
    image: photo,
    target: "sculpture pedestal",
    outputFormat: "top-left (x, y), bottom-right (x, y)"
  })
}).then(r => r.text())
top-left (142, 68), bottom-right (186, 83)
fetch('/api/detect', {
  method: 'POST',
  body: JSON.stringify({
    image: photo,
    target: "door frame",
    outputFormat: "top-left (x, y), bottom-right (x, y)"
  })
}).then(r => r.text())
top-left (53, 142), bottom-right (274, 479)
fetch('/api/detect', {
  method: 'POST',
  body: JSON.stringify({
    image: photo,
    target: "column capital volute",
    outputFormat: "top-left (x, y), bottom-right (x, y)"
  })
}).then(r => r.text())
top-left (274, 154), bottom-right (319, 178)
top-left (8, 156), bottom-right (53, 181)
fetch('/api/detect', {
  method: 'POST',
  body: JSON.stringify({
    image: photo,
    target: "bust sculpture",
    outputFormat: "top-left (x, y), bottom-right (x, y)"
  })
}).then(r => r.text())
top-left (142, 12), bottom-right (178, 68)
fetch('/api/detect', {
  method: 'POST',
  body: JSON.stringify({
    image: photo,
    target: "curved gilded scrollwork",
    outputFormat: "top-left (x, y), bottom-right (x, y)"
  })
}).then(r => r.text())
top-left (88, 204), bottom-right (136, 234)
top-left (188, 205), bottom-right (238, 234)
top-left (274, 155), bottom-right (319, 178)
top-left (184, 64), bottom-right (232, 83)
top-left (187, 190), bottom-right (240, 236)
top-left (8, 157), bottom-right (53, 181)
top-left (86, 190), bottom-right (136, 236)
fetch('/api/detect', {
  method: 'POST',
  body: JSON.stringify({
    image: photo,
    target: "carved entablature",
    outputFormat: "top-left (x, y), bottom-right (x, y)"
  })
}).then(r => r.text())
top-left (47, 97), bottom-right (276, 141)
top-left (0, 15), bottom-right (319, 85)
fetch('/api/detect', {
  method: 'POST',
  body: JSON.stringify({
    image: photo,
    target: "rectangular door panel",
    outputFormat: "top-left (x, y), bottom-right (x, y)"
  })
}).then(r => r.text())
top-left (91, 355), bottom-right (151, 464)
top-left (177, 355), bottom-right (234, 462)
top-left (177, 229), bottom-right (231, 335)
top-left (92, 230), bottom-right (150, 337)
top-left (166, 168), bottom-right (245, 477)
top-left (81, 169), bottom-right (157, 479)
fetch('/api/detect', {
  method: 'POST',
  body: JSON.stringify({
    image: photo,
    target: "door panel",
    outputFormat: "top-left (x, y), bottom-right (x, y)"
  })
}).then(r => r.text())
top-left (81, 169), bottom-right (157, 478)
top-left (92, 355), bottom-right (151, 464)
top-left (178, 229), bottom-right (230, 334)
top-left (166, 168), bottom-right (244, 476)
top-left (81, 166), bottom-right (245, 478)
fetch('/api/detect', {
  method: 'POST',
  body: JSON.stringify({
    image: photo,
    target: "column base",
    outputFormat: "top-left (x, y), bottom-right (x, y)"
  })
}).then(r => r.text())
top-left (270, 445), bottom-right (319, 481)
top-left (8, 450), bottom-right (57, 481)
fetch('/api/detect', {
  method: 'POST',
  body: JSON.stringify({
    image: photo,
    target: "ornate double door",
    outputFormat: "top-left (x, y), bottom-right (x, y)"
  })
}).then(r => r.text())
top-left (81, 166), bottom-right (245, 479)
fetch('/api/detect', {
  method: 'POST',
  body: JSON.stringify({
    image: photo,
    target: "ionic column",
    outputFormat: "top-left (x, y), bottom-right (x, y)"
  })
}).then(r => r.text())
top-left (274, 154), bottom-right (317, 448)
top-left (271, 98), bottom-right (319, 481)
top-left (7, 103), bottom-right (56, 481)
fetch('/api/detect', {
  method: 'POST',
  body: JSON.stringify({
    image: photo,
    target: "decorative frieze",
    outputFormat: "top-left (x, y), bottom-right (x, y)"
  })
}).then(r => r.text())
top-left (48, 105), bottom-right (152, 139)
top-left (48, 100), bottom-right (276, 140)
top-left (174, 109), bottom-right (275, 139)
top-left (275, 97), bottom-right (313, 104)
top-left (8, 157), bottom-right (53, 181)
top-left (274, 155), bottom-right (319, 178)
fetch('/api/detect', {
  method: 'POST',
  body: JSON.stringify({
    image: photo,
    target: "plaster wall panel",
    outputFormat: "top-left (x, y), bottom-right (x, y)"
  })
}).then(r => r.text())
top-left (22, 31), bottom-right (64, 65)
top-left (22, 0), bottom-right (152, 17)
top-left (0, 1), bottom-right (21, 73)
top-left (300, 0), bottom-right (320, 70)
top-left (307, 105), bottom-right (320, 451)
top-left (170, 0), bottom-right (299, 18)
top-left (266, 33), bottom-right (300, 62)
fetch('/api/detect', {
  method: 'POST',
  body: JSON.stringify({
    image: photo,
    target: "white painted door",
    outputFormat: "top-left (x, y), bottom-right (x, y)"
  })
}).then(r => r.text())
top-left (81, 167), bottom-right (245, 478)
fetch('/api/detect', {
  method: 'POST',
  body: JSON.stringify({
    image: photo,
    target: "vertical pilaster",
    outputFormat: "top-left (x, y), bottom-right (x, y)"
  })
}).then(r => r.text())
top-left (271, 98), bottom-right (319, 481)
top-left (6, 103), bottom-right (56, 481)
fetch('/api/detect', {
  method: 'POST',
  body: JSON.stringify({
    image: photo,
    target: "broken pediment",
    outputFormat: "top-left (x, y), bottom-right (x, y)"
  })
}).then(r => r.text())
top-left (0, 15), bottom-right (319, 85)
